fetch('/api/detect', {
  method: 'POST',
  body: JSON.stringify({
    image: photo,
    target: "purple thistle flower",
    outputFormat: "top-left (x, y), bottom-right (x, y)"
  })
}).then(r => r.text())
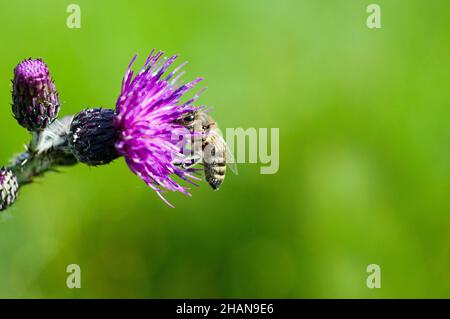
top-left (113, 50), bottom-right (204, 206)
top-left (12, 59), bottom-right (60, 131)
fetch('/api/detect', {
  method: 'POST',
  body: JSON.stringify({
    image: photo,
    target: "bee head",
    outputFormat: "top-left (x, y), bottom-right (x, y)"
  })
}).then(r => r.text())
top-left (175, 112), bottom-right (196, 126)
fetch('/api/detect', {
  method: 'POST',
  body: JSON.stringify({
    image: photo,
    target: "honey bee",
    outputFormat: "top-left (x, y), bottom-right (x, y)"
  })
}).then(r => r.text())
top-left (175, 110), bottom-right (237, 190)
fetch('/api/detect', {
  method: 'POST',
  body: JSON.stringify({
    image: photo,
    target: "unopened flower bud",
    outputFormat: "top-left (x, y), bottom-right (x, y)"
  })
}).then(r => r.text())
top-left (0, 168), bottom-right (19, 211)
top-left (69, 108), bottom-right (120, 166)
top-left (12, 59), bottom-right (60, 131)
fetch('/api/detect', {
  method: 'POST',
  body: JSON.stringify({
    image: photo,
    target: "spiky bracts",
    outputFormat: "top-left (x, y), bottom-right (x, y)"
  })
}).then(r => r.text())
top-left (0, 168), bottom-right (19, 211)
top-left (69, 108), bottom-right (120, 166)
top-left (12, 59), bottom-right (60, 131)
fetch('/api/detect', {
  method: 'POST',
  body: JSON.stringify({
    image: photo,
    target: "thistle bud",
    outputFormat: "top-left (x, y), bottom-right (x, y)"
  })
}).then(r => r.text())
top-left (12, 59), bottom-right (60, 131)
top-left (0, 168), bottom-right (19, 212)
top-left (68, 108), bottom-right (120, 166)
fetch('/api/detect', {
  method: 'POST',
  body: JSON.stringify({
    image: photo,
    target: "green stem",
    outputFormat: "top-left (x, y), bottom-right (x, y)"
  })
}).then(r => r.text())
top-left (8, 149), bottom-right (77, 185)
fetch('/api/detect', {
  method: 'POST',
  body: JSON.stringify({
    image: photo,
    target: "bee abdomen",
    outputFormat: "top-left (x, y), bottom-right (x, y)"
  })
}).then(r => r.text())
top-left (204, 162), bottom-right (226, 190)
top-left (213, 165), bottom-right (226, 175)
top-left (205, 173), bottom-right (225, 190)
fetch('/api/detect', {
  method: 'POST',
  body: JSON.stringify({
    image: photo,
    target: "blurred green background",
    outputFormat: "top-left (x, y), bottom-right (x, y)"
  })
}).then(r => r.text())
top-left (0, 0), bottom-right (449, 298)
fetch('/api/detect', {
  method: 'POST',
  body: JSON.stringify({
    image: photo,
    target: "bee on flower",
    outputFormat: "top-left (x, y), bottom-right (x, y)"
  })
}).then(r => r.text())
top-left (1, 50), bottom-right (235, 211)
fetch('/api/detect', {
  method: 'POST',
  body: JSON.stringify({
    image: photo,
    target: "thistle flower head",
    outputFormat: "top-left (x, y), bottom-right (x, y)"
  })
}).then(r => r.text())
top-left (113, 51), bottom-right (204, 206)
top-left (12, 58), bottom-right (60, 131)
top-left (0, 168), bottom-right (19, 212)
top-left (69, 108), bottom-right (120, 166)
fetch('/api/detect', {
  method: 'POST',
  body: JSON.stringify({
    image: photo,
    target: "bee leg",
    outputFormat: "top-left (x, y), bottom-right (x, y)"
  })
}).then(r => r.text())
top-left (173, 154), bottom-right (202, 169)
top-left (184, 154), bottom-right (202, 168)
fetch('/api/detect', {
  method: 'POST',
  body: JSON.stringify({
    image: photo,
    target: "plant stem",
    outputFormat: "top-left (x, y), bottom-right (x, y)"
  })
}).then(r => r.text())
top-left (8, 129), bottom-right (78, 186)
top-left (8, 150), bottom-right (77, 185)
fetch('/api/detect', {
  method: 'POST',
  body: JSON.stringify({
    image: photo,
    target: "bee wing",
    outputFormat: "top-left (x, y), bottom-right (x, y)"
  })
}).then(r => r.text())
top-left (225, 147), bottom-right (238, 175)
